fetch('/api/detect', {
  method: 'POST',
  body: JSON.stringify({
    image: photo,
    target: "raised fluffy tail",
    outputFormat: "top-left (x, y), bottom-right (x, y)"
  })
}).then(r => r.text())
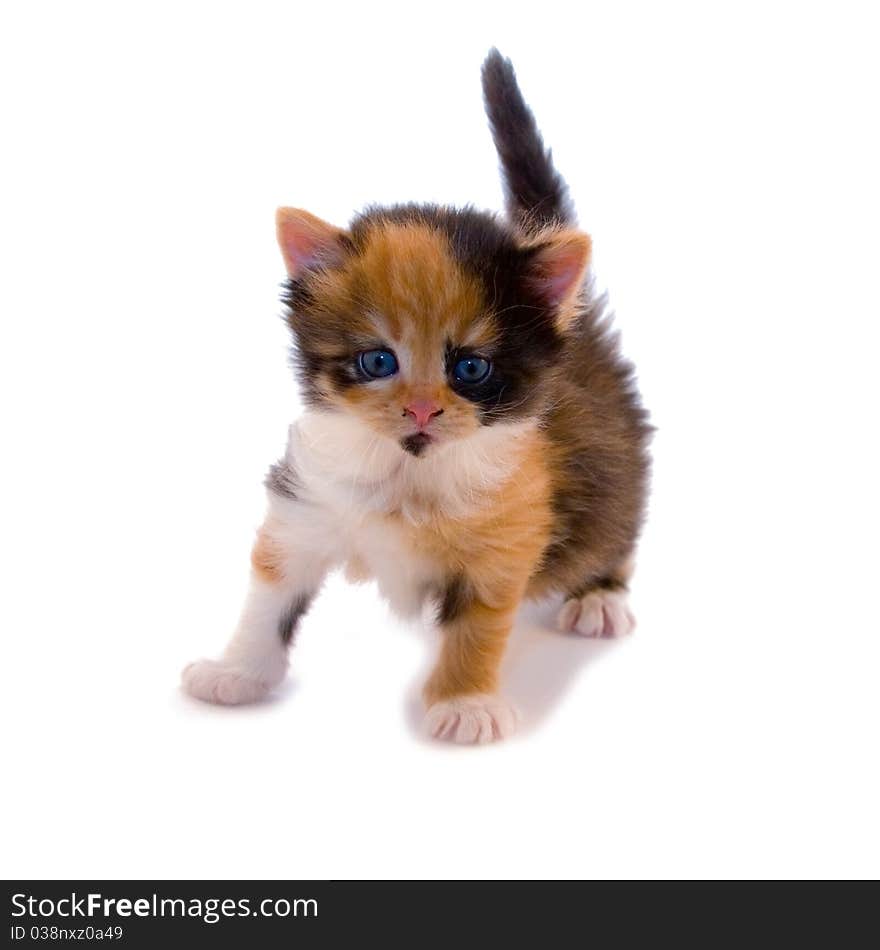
top-left (481, 48), bottom-right (575, 235)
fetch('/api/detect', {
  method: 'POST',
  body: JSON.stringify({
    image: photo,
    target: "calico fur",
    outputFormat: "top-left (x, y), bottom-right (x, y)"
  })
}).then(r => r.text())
top-left (182, 49), bottom-right (652, 743)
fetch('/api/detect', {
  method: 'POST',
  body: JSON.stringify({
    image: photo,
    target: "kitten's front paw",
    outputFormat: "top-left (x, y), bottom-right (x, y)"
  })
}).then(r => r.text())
top-left (425, 694), bottom-right (518, 744)
top-left (181, 659), bottom-right (276, 706)
top-left (557, 588), bottom-right (635, 638)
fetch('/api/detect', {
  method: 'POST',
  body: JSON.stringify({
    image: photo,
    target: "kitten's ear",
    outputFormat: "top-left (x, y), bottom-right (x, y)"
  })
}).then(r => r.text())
top-left (524, 230), bottom-right (592, 326)
top-left (276, 208), bottom-right (350, 278)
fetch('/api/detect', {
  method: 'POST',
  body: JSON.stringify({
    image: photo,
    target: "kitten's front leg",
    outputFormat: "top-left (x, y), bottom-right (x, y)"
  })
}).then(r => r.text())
top-left (182, 504), bottom-right (333, 706)
top-left (423, 588), bottom-right (521, 744)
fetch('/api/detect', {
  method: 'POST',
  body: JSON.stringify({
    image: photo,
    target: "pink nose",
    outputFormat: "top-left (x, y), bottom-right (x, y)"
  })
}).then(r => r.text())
top-left (404, 400), bottom-right (443, 429)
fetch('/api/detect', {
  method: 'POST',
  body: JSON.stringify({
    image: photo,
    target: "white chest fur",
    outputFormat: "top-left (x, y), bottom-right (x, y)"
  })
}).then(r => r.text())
top-left (274, 410), bottom-right (533, 614)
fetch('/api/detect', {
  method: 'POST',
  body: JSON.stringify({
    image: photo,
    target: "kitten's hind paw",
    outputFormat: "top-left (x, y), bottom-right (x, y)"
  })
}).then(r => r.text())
top-left (558, 589), bottom-right (635, 639)
top-left (181, 659), bottom-right (276, 706)
top-left (425, 694), bottom-right (518, 744)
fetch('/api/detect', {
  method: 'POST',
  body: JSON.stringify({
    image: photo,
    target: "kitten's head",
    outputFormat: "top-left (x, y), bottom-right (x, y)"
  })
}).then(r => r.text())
top-left (277, 204), bottom-right (590, 457)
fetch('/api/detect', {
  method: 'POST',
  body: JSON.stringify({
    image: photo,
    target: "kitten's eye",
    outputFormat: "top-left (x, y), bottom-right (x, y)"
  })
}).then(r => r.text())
top-left (453, 356), bottom-right (491, 385)
top-left (358, 349), bottom-right (399, 379)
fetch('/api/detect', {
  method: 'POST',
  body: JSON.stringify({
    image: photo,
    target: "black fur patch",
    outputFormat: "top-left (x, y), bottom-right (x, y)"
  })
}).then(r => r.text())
top-left (481, 48), bottom-right (575, 234)
top-left (265, 458), bottom-right (299, 499)
top-left (278, 594), bottom-right (312, 646)
top-left (401, 432), bottom-right (432, 456)
top-left (568, 574), bottom-right (629, 601)
top-left (437, 573), bottom-right (473, 625)
top-left (287, 334), bottom-right (362, 407)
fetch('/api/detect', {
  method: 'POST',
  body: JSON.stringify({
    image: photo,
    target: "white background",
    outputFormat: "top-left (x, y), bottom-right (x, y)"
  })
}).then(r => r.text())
top-left (2, 1), bottom-right (878, 879)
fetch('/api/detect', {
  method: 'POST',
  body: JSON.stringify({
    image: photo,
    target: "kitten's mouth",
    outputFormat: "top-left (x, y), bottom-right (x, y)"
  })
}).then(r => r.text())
top-left (400, 432), bottom-right (433, 457)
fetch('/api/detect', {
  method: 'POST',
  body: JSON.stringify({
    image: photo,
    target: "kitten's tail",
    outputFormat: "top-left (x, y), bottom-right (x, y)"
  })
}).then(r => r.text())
top-left (481, 48), bottom-right (575, 236)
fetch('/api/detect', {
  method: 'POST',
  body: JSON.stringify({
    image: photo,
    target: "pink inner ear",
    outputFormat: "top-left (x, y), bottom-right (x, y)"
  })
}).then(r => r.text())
top-left (276, 208), bottom-right (346, 278)
top-left (528, 234), bottom-right (592, 308)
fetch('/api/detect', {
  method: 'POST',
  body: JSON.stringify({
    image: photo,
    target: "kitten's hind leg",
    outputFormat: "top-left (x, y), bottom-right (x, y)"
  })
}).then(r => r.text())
top-left (557, 561), bottom-right (636, 639)
top-left (182, 507), bottom-right (331, 705)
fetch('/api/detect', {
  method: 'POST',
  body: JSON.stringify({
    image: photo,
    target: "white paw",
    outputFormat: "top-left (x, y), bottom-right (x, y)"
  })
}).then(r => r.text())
top-left (557, 588), bottom-right (635, 638)
top-left (425, 694), bottom-right (518, 744)
top-left (181, 659), bottom-right (277, 706)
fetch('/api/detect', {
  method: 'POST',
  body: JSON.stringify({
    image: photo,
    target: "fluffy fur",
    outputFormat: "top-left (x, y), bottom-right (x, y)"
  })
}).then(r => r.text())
top-left (182, 49), bottom-right (652, 743)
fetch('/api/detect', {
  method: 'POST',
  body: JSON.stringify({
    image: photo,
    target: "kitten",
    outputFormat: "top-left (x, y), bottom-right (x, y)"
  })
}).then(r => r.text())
top-left (182, 49), bottom-right (651, 743)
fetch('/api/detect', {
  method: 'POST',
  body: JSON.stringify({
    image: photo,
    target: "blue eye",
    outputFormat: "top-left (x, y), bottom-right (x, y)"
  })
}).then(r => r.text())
top-left (358, 349), bottom-right (399, 379)
top-left (453, 356), bottom-right (491, 385)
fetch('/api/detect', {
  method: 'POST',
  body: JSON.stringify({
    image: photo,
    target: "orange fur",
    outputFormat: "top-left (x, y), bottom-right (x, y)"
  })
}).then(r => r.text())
top-left (354, 223), bottom-right (486, 345)
top-left (250, 527), bottom-right (284, 583)
top-left (424, 600), bottom-right (520, 703)
top-left (420, 427), bottom-right (554, 703)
